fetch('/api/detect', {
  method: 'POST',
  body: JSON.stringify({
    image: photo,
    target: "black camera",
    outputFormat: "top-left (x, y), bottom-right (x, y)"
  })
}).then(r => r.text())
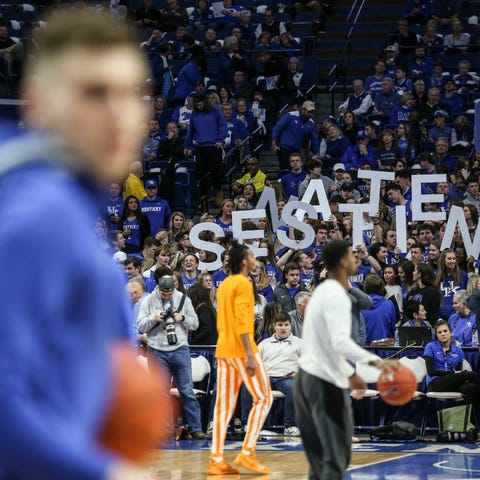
top-left (161, 308), bottom-right (178, 345)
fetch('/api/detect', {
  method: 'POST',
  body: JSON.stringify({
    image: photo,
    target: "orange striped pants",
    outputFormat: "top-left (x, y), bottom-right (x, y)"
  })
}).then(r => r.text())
top-left (211, 353), bottom-right (273, 456)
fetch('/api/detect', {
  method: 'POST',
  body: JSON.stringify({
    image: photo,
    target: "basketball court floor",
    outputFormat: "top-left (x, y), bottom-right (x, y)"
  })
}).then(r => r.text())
top-left (145, 437), bottom-right (480, 479)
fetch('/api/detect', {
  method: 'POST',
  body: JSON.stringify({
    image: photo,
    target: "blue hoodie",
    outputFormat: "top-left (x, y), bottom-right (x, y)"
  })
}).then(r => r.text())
top-left (174, 61), bottom-right (201, 100)
top-left (361, 294), bottom-right (396, 345)
top-left (184, 106), bottom-right (228, 149)
top-left (0, 134), bottom-right (132, 479)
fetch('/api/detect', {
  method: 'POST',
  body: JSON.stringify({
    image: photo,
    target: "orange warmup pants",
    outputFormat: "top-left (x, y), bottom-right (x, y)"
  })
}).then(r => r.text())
top-left (211, 353), bottom-right (273, 456)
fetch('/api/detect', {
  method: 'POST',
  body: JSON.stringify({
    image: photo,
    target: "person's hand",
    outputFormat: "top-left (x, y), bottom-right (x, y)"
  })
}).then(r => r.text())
top-left (215, 142), bottom-right (224, 148)
top-left (271, 141), bottom-right (280, 152)
top-left (173, 312), bottom-right (184, 322)
top-left (107, 461), bottom-right (150, 480)
top-left (394, 246), bottom-right (402, 256)
top-left (374, 359), bottom-right (401, 374)
top-left (319, 268), bottom-right (328, 279)
top-left (349, 373), bottom-right (367, 399)
top-left (155, 313), bottom-right (164, 323)
top-left (184, 149), bottom-right (192, 157)
top-left (245, 354), bottom-right (258, 376)
top-left (123, 229), bottom-right (131, 237)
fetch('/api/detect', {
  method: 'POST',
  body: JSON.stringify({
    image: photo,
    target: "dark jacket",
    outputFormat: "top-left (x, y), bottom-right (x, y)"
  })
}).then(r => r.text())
top-left (271, 283), bottom-right (309, 313)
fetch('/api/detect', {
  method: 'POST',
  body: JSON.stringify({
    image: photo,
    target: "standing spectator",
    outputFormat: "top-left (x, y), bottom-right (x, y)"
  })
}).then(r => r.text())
top-left (361, 273), bottom-right (397, 345)
top-left (280, 152), bottom-right (307, 197)
top-left (187, 283), bottom-right (218, 345)
top-left (271, 262), bottom-right (309, 313)
top-left (138, 275), bottom-right (206, 439)
top-left (119, 196), bottom-right (151, 254)
top-left (123, 160), bottom-right (146, 200)
top-left (173, 58), bottom-right (204, 106)
top-left (404, 0), bottom-right (430, 25)
top-left (105, 182), bottom-right (124, 230)
top-left (215, 199), bottom-right (234, 234)
top-left (272, 100), bottom-right (320, 170)
top-left (406, 263), bottom-right (441, 326)
top-left (394, 65), bottom-right (413, 94)
top-left (218, 36), bottom-right (251, 86)
top-left (140, 179), bottom-right (171, 236)
top-left (181, 253), bottom-right (199, 290)
top-left (142, 118), bottom-right (164, 164)
top-left (133, 0), bottom-right (161, 28)
top-left (159, 0), bottom-right (188, 31)
top-left (365, 59), bottom-right (387, 97)
top-left (157, 122), bottom-right (185, 163)
top-left (184, 93), bottom-right (227, 203)
top-left (298, 159), bottom-right (335, 199)
top-left (430, 0), bottom-right (460, 26)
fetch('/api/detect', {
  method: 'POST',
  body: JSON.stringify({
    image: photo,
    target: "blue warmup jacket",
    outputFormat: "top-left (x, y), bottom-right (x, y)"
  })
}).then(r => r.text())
top-left (424, 340), bottom-right (464, 385)
top-left (448, 312), bottom-right (476, 347)
top-left (272, 111), bottom-right (320, 153)
top-left (184, 107), bottom-right (228, 150)
top-left (361, 294), bottom-right (396, 346)
top-left (0, 133), bottom-right (133, 479)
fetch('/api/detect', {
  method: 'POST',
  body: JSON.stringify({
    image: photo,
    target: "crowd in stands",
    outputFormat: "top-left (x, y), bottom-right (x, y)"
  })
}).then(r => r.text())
top-left (3, 0), bottom-right (480, 434)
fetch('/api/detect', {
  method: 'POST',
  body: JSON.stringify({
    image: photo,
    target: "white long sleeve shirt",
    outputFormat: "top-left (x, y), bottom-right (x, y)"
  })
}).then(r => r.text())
top-left (299, 278), bottom-right (380, 389)
top-left (258, 334), bottom-right (303, 377)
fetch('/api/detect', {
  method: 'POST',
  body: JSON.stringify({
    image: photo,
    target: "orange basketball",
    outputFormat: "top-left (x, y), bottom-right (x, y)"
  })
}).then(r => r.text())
top-left (99, 342), bottom-right (171, 462)
top-left (377, 364), bottom-right (417, 406)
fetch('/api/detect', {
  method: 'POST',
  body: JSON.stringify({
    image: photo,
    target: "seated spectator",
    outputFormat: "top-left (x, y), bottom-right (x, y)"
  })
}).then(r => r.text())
top-left (238, 10), bottom-right (255, 46)
top-left (365, 121), bottom-right (380, 148)
top-left (341, 130), bottom-right (377, 170)
top-left (443, 18), bottom-right (471, 53)
top-left (321, 124), bottom-right (350, 167)
top-left (394, 66), bottom-right (412, 94)
top-left (255, 7), bottom-right (287, 42)
top-left (365, 59), bottom-right (387, 97)
top-left (221, 102), bottom-right (248, 156)
top-left (451, 115), bottom-right (474, 151)
top-left (393, 18), bottom-right (418, 54)
top-left (420, 87), bottom-right (451, 122)
top-left (401, 300), bottom-right (432, 334)
top-left (422, 22), bottom-right (444, 56)
top-left (229, 71), bottom-right (254, 101)
top-left (215, 199), bottom-right (233, 234)
top-left (361, 273), bottom-right (397, 345)
top-left (428, 110), bottom-right (452, 144)
top-left (278, 33), bottom-right (302, 58)
top-left (413, 78), bottom-right (427, 108)
top-left (407, 44), bottom-right (434, 79)
top-left (424, 320), bottom-right (480, 410)
top-left (159, 0), bottom-right (188, 31)
top-left (430, 60), bottom-right (446, 88)
top-left (232, 156), bottom-right (266, 195)
top-left (448, 290), bottom-right (476, 346)
top-left (396, 122), bottom-right (410, 155)
top-left (152, 95), bottom-right (172, 131)
top-left (157, 122), bottom-right (186, 163)
top-left (441, 76), bottom-right (464, 117)
top-left (217, 0), bottom-right (243, 28)
top-left (433, 137), bottom-right (456, 172)
top-left (288, 291), bottom-right (311, 337)
top-left (294, 0), bottom-right (324, 21)
top-left (430, 0), bottom-right (460, 26)
top-left (383, 45), bottom-right (399, 78)
top-left (404, 0), bottom-right (430, 26)
top-left (203, 28), bottom-right (222, 51)
top-left (339, 79), bottom-right (373, 117)
top-left (453, 60), bottom-right (479, 95)
top-left (390, 92), bottom-right (414, 125)
top-left (188, 0), bottom-right (217, 31)
top-left (134, 0), bottom-right (161, 28)
top-left (376, 130), bottom-right (405, 170)
top-left (235, 97), bottom-right (257, 134)
top-left (341, 111), bottom-right (360, 145)
top-left (218, 36), bottom-right (251, 86)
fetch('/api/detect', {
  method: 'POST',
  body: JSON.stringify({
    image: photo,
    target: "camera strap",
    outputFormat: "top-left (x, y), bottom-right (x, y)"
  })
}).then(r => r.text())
top-left (175, 294), bottom-right (187, 314)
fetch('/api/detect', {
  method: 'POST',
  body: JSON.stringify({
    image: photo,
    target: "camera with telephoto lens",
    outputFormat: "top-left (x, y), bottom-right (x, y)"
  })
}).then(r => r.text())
top-left (161, 308), bottom-right (178, 345)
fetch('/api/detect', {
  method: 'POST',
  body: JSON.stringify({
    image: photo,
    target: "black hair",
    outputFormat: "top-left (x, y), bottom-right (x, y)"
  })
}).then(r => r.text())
top-left (404, 299), bottom-right (421, 320)
top-left (154, 266), bottom-right (173, 284)
top-left (124, 256), bottom-right (142, 269)
top-left (385, 182), bottom-right (402, 193)
top-left (321, 240), bottom-right (350, 271)
top-left (228, 238), bottom-right (250, 274)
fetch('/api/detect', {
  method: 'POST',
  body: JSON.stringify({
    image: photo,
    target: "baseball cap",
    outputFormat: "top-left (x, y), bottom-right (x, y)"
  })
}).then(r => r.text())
top-left (433, 109), bottom-right (449, 119)
top-left (356, 130), bottom-right (368, 139)
top-left (340, 182), bottom-right (354, 191)
top-left (333, 163), bottom-right (346, 172)
top-left (323, 115), bottom-right (335, 122)
top-left (113, 251), bottom-right (127, 263)
top-left (145, 179), bottom-right (158, 188)
top-left (158, 275), bottom-right (175, 292)
top-left (385, 45), bottom-right (397, 52)
top-left (302, 100), bottom-right (316, 111)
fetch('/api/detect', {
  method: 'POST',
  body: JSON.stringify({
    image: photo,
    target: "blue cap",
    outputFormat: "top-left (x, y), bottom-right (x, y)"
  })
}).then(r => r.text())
top-left (145, 179), bottom-right (158, 188)
top-left (323, 115), bottom-right (335, 122)
top-left (356, 130), bottom-right (368, 139)
top-left (433, 109), bottom-right (449, 119)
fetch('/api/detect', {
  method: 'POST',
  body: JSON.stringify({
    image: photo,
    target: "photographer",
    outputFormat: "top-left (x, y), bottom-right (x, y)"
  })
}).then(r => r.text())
top-left (137, 273), bottom-right (207, 439)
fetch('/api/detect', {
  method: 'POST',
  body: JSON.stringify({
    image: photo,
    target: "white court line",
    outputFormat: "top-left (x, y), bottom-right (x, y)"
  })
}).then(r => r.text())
top-left (348, 452), bottom-right (416, 470)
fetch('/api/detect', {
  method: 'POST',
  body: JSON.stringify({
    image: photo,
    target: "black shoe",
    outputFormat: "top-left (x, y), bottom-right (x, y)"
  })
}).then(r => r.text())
top-left (191, 431), bottom-right (207, 439)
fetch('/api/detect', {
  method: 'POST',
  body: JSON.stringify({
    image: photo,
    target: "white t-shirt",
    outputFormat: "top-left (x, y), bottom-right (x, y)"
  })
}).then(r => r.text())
top-left (300, 278), bottom-right (379, 389)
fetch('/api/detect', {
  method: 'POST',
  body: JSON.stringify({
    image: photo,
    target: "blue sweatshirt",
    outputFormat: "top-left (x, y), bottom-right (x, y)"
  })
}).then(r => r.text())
top-left (361, 294), bottom-right (396, 345)
top-left (0, 134), bottom-right (132, 479)
top-left (174, 61), bottom-right (201, 100)
top-left (184, 106), bottom-right (228, 150)
top-left (140, 195), bottom-right (171, 236)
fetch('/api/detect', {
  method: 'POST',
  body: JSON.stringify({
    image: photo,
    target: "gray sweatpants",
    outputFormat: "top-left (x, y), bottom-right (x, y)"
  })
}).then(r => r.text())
top-left (293, 369), bottom-right (353, 480)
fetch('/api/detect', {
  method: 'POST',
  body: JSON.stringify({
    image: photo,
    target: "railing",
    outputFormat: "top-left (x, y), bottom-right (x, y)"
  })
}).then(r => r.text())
top-left (326, 0), bottom-right (367, 115)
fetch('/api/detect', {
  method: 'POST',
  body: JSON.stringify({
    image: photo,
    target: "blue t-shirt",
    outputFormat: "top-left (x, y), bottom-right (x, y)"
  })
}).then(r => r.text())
top-left (123, 217), bottom-right (141, 250)
top-left (424, 341), bottom-right (464, 385)
top-left (182, 273), bottom-right (198, 291)
top-left (439, 271), bottom-right (468, 320)
top-left (215, 218), bottom-right (232, 235)
top-left (140, 196), bottom-right (171, 236)
top-left (105, 197), bottom-right (123, 229)
top-left (212, 269), bottom-right (228, 288)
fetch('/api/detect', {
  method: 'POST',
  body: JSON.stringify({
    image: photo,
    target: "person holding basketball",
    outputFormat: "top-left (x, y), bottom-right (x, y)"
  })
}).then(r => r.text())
top-left (208, 240), bottom-right (273, 476)
top-left (293, 240), bottom-right (398, 480)
top-left (0, 10), bottom-right (156, 480)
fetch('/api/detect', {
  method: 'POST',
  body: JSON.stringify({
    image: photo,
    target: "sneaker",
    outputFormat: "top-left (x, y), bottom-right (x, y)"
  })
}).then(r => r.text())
top-left (234, 449), bottom-right (271, 474)
top-left (352, 436), bottom-right (360, 443)
top-left (207, 421), bottom-right (213, 435)
top-left (191, 431), bottom-right (207, 439)
top-left (207, 457), bottom-right (240, 475)
top-left (258, 429), bottom-right (278, 436)
top-left (284, 426), bottom-right (301, 436)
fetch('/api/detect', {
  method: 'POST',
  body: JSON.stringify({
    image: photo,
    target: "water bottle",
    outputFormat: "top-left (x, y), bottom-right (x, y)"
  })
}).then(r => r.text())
top-left (394, 328), bottom-right (399, 346)
top-left (472, 328), bottom-right (478, 349)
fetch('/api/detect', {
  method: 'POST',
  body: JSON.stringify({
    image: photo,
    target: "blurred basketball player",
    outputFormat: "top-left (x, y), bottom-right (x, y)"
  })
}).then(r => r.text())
top-left (0, 10), bottom-right (151, 480)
